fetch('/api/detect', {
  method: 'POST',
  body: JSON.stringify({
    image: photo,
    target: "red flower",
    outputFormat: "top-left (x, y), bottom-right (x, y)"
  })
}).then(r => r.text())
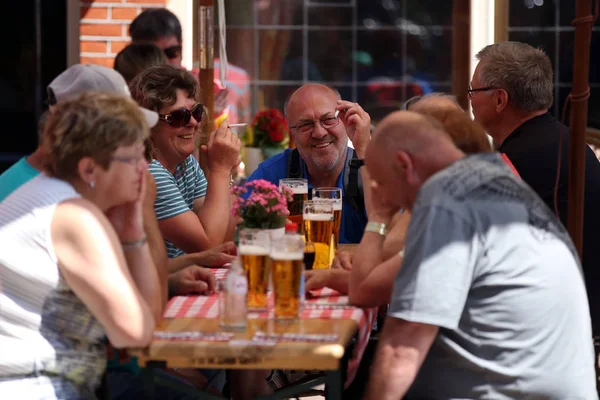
top-left (269, 129), bottom-right (284, 142)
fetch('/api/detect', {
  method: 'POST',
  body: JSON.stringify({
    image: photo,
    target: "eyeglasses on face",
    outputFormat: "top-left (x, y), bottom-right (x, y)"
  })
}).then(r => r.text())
top-left (110, 154), bottom-right (146, 166)
top-left (158, 103), bottom-right (204, 128)
top-left (163, 45), bottom-right (182, 60)
top-left (467, 85), bottom-right (499, 99)
top-left (289, 114), bottom-right (341, 135)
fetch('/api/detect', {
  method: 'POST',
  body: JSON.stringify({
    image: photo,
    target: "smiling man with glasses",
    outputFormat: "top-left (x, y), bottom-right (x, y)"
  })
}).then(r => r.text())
top-left (246, 83), bottom-right (374, 245)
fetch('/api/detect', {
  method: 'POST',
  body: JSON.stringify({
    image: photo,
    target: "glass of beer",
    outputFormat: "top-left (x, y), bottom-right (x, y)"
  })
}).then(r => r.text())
top-left (303, 200), bottom-right (334, 269)
top-left (312, 187), bottom-right (342, 252)
top-left (238, 229), bottom-right (271, 310)
top-left (279, 178), bottom-right (308, 230)
top-left (270, 234), bottom-right (304, 321)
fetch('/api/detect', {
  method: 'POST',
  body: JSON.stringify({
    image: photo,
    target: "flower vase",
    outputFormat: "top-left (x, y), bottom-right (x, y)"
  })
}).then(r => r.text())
top-left (261, 146), bottom-right (285, 160)
top-left (243, 147), bottom-right (264, 176)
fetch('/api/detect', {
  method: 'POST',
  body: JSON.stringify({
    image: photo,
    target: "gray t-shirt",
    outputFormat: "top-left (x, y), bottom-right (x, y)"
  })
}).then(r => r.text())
top-left (390, 153), bottom-right (597, 400)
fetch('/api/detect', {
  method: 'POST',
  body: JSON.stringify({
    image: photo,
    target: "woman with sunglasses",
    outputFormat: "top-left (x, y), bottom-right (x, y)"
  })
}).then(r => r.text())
top-left (0, 93), bottom-right (162, 398)
top-left (130, 65), bottom-right (241, 258)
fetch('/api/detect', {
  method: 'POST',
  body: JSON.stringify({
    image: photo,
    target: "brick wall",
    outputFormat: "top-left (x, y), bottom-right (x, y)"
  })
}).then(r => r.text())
top-left (79, 0), bottom-right (169, 67)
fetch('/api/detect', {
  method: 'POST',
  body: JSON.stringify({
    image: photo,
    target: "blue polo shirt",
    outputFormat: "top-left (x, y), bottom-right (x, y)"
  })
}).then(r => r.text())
top-left (246, 148), bottom-right (367, 244)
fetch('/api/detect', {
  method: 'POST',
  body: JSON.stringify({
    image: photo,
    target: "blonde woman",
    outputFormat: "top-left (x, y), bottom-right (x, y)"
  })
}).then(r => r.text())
top-left (0, 92), bottom-right (161, 398)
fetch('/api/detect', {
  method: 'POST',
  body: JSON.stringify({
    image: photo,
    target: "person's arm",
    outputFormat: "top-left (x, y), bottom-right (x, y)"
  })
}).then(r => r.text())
top-left (143, 170), bottom-right (169, 307)
top-left (167, 241), bottom-right (237, 273)
top-left (350, 211), bottom-right (410, 307)
top-left (52, 199), bottom-right (158, 348)
top-left (158, 122), bottom-right (240, 252)
top-left (364, 318), bottom-right (438, 400)
top-left (335, 100), bottom-right (373, 215)
top-left (305, 269), bottom-right (350, 294)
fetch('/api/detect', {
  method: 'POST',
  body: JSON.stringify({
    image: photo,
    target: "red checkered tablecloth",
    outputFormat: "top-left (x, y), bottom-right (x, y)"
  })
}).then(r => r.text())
top-left (162, 268), bottom-right (377, 386)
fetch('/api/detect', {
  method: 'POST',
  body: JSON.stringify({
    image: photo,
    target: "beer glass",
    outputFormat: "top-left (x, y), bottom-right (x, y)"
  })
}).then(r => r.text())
top-left (302, 200), bottom-right (334, 269)
top-left (271, 234), bottom-right (304, 321)
top-left (279, 178), bottom-right (308, 230)
top-left (312, 187), bottom-right (342, 252)
top-left (239, 229), bottom-right (271, 310)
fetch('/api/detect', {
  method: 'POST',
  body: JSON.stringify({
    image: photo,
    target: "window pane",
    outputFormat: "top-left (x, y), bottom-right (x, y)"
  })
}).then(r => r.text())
top-left (257, 0), bottom-right (301, 25)
top-left (558, 31), bottom-right (600, 85)
top-left (509, 0), bottom-right (556, 27)
top-left (307, 30), bottom-right (353, 82)
top-left (258, 30), bottom-right (300, 81)
top-left (308, 6), bottom-right (353, 26)
top-left (406, 0), bottom-right (453, 26)
top-left (225, 29), bottom-right (256, 80)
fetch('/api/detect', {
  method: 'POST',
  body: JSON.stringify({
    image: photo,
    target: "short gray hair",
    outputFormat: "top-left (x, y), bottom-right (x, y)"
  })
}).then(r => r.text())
top-left (476, 42), bottom-right (553, 112)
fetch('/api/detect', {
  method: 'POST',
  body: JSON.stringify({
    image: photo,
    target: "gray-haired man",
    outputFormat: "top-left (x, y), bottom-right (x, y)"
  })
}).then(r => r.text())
top-left (470, 41), bottom-right (600, 335)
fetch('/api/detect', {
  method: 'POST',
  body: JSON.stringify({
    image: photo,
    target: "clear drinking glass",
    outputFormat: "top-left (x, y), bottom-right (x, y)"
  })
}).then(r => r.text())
top-left (312, 187), bottom-right (342, 253)
top-left (238, 229), bottom-right (271, 310)
top-left (302, 200), bottom-right (334, 269)
top-left (279, 178), bottom-right (308, 232)
top-left (270, 233), bottom-right (305, 321)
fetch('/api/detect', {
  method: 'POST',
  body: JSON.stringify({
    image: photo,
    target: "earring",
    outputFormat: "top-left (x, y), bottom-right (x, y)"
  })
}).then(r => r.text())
top-left (89, 181), bottom-right (95, 189)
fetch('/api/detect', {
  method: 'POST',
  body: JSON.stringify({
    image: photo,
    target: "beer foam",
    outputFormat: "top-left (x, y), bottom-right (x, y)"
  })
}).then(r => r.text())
top-left (290, 187), bottom-right (308, 195)
top-left (303, 213), bottom-right (333, 221)
top-left (239, 245), bottom-right (269, 256)
top-left (332, 203), bottom-right (342, 211)
top-left (270, 251), bottom-right (303, 261)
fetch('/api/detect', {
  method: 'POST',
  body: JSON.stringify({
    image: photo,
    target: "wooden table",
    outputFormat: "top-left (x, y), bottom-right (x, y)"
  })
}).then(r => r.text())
top-left (130, 318), bottom-right (357, 372)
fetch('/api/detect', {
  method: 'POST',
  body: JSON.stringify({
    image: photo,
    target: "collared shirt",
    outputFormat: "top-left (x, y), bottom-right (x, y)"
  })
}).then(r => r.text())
top-left (246, 148), bottom-right (367, 244)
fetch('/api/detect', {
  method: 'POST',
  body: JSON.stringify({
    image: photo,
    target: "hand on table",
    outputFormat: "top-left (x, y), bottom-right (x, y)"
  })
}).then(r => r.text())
top-left (195, 241), bottom-right (238, 267)
top-left (305, 268), bottom-right (349, 295)
top-left (168, 265), bottom-right (216, 296)
top-left (331, 251), bottom-right (353, 271)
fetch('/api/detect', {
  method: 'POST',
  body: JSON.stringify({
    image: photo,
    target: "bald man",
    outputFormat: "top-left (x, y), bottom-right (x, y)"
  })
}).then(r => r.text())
top-left (246, 83), bottom-right (373, 243)
top-left (364, 112), bottom-right (596, 399)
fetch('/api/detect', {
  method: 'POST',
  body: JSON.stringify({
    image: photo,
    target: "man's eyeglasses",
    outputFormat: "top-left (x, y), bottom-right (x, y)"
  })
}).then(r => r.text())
top-left (158, 103), bottom-right (204, 128)
top-left (163, 45), bottom-right (182, 60)
top-left (467, 85), bottom-right (499, 99)
top-left (289, 114), bottom-right (340, 135)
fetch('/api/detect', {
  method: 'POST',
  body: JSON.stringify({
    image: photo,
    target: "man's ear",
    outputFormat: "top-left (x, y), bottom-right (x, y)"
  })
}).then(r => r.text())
top-left (397, 150), bottom-right (421, 187)
top-left (495, 89), bottom-right (509, 113)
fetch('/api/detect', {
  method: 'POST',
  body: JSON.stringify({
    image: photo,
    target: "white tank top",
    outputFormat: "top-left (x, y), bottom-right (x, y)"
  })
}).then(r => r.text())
top-left (0, 174), bottom-right (106, 397)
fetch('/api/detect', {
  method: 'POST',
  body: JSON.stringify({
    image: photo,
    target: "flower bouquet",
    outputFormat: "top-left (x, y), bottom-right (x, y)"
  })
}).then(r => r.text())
top-left (243, 108), bottom-right (290, 159)
top-left (231, 179), bottom-right (293, 230)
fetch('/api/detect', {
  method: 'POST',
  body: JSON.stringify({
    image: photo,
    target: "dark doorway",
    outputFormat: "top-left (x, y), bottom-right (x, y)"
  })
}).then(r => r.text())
top-left (0, 1), bottom-right (68, 173)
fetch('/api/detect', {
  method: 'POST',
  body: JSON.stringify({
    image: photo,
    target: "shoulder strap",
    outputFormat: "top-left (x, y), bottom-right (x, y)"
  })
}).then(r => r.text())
top-left (287, 148), bottom-right (303, 179)
top-left (343, 148), bottom-right (365, 213)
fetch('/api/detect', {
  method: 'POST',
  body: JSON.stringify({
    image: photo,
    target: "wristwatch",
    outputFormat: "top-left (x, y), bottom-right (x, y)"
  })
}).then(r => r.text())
top-left (364, 221), bottom-right (387, 236)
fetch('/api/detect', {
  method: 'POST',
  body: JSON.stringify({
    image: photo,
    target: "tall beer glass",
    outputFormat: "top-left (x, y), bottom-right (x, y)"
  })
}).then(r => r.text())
top-left (271, 234), bottom-right (304, 321)
top-left (312, 187), bottom-right (342, 252)
top-left (279, 178), bottom-right (308, 230)
top-left (239, 229), bottom-right (270, 310)
top-left (303, 200), bottom-right (334, 269)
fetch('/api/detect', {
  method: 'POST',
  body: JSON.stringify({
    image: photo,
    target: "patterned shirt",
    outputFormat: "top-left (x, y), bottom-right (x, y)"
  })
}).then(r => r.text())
top-left (0, 175), bottom-right (106, 398)
top-left (149, 155), bottom-right (208, 258)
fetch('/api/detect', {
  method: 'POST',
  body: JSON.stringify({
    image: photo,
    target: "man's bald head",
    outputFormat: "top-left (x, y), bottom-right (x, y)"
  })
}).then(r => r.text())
top-left (371, 111), bottom-right (456, 158)
top-left (284, 83), bottom-right (341, 119)
top-left (367, 111), bottom-right (465, 210)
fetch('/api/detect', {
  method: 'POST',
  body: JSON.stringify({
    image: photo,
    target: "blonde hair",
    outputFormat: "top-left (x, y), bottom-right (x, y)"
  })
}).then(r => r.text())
top-left (43, 92), bottom-right (149, 180)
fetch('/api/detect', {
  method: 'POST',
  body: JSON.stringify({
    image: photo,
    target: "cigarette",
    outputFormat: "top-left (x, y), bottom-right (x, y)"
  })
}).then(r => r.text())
top-left (229, 123), bottom-right (248, 128)
top-left (334, 110), bottom-right (340, 118)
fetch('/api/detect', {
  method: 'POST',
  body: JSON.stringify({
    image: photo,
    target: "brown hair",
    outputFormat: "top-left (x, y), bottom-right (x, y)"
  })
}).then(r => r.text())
top-left (413, 106), bottom-right (492, 154)
top-left (129, 64), bottom-right (199, 112)
top-left (114, 43), bottom-right (166, 84)
top-left (43, 92), bottom-right (149, 180)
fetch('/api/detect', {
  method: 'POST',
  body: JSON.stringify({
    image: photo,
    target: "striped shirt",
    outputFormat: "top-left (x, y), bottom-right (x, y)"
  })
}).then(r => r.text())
top-left (149, 155), bottom-right (207, 258)
top-left (0, 174), bottom-right (106, 399)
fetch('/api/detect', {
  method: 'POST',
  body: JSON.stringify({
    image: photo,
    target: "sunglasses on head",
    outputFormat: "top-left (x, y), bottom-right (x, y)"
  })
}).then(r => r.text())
top-left (163, 45), bottom-right (182, 60)
top-left (158, 103), bottom-right (204, 127)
